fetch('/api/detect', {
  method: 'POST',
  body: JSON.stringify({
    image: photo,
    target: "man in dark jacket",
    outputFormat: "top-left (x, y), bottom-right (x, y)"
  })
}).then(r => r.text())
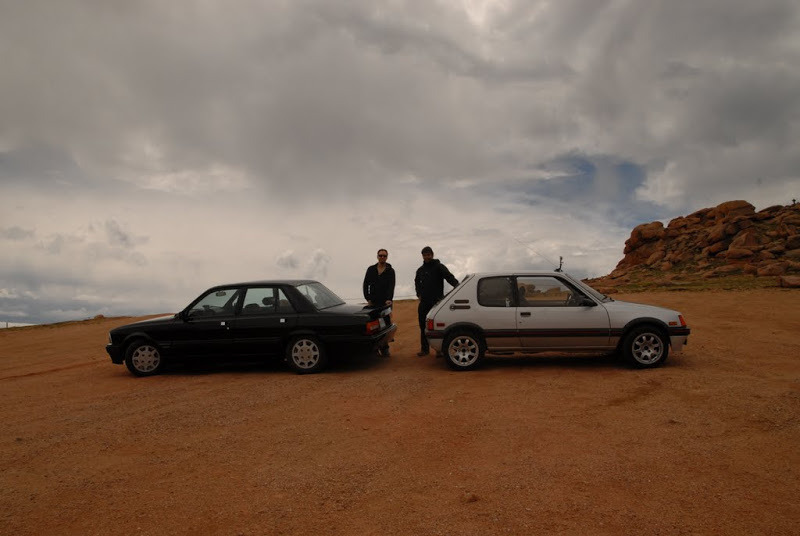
top-left (414, 246), bottom-right (459, 356)
top-left (363, 248), bottom-right (396, 356)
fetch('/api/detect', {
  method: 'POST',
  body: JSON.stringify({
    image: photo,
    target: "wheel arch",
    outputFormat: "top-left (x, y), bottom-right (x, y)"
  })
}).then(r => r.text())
top-left (617, 318), bottom-right (670, 351)
top-left (442, 322), bottom-right (486, 340)
top-left (283, 328), bottom-right (322, 345)
top-left (122, 332), bottom-right (161, 351)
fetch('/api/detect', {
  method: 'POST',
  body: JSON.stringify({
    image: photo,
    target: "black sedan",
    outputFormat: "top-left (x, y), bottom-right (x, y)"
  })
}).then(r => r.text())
top-left (106, 280), bottom-right (396, 376)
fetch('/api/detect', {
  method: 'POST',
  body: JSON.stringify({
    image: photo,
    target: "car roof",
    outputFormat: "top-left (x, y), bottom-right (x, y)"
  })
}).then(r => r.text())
top-left (209, 280), bottom-right (320, 289)
top-left (466, 271), bottom-right (576, 278)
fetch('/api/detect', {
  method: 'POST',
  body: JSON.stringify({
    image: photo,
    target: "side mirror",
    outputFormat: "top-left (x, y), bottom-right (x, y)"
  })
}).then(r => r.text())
top-left (580, 297), bottom-right (596, 307)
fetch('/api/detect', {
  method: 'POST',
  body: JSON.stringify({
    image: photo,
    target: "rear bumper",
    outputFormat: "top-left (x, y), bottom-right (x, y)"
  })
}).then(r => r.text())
top-left (376, 324), bottom-right (397, 348)
top-left (325, 324), bottom-right (397, 351)
top-left (425, 330), bottom-right (444, 352)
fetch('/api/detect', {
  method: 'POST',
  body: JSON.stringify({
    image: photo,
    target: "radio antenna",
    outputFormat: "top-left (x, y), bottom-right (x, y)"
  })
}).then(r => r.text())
top-left (511, 236), bottom-right (560, 269)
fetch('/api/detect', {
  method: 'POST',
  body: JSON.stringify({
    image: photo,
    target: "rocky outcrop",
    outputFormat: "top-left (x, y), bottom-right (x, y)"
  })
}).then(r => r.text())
top-left (605, 200), bottom-right (800, 284)
top-left (779, 275), bottom-right (800, 288)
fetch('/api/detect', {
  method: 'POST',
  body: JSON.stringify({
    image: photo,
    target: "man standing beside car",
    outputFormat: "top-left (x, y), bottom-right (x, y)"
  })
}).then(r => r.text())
top-left (415, 246), bottom-right (460, 356)
top-left (363, 248), bottom-right (396, 357)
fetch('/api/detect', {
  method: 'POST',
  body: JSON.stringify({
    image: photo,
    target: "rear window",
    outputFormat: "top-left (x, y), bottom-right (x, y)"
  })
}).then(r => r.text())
top-left (477, 277), bottom-right (513, 307)
top-left (295, 282), bottom-right (345, 310)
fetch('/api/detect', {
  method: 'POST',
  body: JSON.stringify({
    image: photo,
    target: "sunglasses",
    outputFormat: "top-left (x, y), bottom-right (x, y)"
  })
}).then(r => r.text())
top-left (377, 254), bottom-right (387, 257)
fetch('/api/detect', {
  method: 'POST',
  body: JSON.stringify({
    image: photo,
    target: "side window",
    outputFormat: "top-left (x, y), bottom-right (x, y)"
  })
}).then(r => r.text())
top-left (477, 277), bottom-right (513, 307)
top-left (239, 288), bottom-right (295, 314)
top-left (516, 277), bottom-right (579, 307)
top-left (189, 288), bottom-right (241, 317)
top-left (276, 289), bottom-right (294, 313)
top-left (241, 287), bottom-right (277, 315)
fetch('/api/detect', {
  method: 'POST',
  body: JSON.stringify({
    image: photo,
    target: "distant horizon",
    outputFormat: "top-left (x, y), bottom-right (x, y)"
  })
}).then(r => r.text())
top-left (1, 321), bottom-right (35, 329)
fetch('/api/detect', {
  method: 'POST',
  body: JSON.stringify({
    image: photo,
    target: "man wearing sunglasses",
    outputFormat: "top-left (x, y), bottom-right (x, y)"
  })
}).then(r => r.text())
top-left (363, 248), bottom-right (396, 357)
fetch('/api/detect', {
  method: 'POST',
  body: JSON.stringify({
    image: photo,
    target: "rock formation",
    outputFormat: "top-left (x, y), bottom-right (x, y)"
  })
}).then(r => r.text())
top-left (597, 200), bottom-right (800, 288)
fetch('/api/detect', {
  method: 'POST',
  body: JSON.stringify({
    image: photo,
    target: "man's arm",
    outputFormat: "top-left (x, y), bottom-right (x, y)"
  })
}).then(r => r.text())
top-left (387, 267), bottom-right (396, 301)
top-left (363, 267), bottom-right (371, 302)
top-left (440, 263), bottom-right (459, 288)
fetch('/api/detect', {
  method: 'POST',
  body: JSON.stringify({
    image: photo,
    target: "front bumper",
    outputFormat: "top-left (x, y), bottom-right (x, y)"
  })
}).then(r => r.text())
top-left (669, 327), bottom-right (690, 353)
top-left (670, 335), bottom-right (689, 353)
top-left (106, 344), bottom-right (124, 364)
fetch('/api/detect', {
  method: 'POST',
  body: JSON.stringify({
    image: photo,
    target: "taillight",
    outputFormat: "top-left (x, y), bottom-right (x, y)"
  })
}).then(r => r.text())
top-left (678, 315), bottom-right (687, 327)
top-left (426, 318), bottom-right (434, 331)
top-left (366, 319), bottom-right (381, 334)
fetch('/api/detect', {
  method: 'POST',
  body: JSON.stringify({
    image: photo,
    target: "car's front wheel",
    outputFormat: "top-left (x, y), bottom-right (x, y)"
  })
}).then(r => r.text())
top-left (124, 339), bottom-right (164, 376)
top-left (622, 326), bottom-right (669, 368)
top-left (286, 335), bottom-right (328, 374)
top-left (444, 330), bottom-right (484, 371)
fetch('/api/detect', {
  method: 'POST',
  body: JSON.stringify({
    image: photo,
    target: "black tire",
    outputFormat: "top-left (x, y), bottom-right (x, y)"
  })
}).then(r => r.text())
top-left (286, 335), bottom-right (328, 374)
top-left (443, 330), bottom-right (484, 371)
top-left (622, 326), bottom-right (669, 368)
top-left (124, 339), bottom-right (164, 376)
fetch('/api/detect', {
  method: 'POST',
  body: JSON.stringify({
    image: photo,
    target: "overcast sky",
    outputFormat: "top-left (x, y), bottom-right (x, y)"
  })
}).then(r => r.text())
top-left (2, 0), bottom-right (800, 324)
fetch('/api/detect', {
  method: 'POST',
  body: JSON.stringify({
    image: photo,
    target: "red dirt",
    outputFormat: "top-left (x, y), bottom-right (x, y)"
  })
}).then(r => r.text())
top-left (1, 290), bottom-right (799, 535)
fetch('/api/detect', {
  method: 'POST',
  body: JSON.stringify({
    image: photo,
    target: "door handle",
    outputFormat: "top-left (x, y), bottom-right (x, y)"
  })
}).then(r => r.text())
top-left (520, 312), bottom-right (531, 317)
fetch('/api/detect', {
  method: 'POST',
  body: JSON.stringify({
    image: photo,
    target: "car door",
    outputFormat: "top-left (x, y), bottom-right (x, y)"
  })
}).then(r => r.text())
top-left (230, 286), bottom-right (299, 357)
top-left (516, 276), bottom-right (611, 350)
top-left (474, 276), bottom-right (521, 349)
top-left (170, 287), bottom-right (242, 357)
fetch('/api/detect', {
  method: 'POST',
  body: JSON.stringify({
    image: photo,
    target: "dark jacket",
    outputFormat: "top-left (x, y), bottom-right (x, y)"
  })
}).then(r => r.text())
top-left (363, 263), bottom-right (396, 305)
top-left (415, 259), bottom-right (459, 304)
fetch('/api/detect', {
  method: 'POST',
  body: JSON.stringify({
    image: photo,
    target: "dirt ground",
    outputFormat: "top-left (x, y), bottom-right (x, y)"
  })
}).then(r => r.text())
top-left (1, 290), bottom-right (799, 535)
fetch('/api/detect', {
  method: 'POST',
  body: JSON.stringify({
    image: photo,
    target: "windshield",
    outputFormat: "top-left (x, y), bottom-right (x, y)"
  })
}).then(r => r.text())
top-left (558, 273), bottom-right (612, 302)
top-left (295, 282), bottom-right (345, 310)
top-left (573, 277), bottom-right (613, 302)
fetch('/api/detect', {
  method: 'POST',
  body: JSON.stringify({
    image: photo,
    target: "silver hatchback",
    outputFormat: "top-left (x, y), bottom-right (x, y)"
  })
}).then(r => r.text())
top-left (425, 271), bottom-right (690, 370)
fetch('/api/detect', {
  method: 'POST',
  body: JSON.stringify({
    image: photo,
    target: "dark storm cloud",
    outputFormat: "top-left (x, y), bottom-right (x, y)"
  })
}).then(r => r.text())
top-left (0, 144), bottom-right (84, 186)
top-left (0, 227), bottom-right (35, 241)
top-left (2, 0), bottom-right (798, 205)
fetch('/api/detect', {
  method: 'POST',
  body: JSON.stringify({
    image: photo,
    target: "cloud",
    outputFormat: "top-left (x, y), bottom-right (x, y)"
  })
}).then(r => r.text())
top-left (1, 0), bottom-right (799, 323)
top-left (0, 226), bottom-right (35, 241)
top-left (304, 249), bottom-right (331, 280)
top-left (276, 251), bottom-right (299, 271)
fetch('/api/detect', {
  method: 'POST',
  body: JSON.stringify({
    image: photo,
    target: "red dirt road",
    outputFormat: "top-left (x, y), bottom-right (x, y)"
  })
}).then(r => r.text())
top-left (1, 290), bottom-right (799, 535)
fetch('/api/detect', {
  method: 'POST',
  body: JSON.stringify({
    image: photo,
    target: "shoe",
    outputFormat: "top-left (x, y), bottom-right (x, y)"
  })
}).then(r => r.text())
top-left (416, 350), bottom-right (429, 357)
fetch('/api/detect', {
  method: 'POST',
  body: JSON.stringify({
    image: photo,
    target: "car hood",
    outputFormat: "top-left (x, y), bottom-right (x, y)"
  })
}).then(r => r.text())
top-left (112, 314), bottom-right (176, 332)
top-left (603, 300), bottom-right (679, 317)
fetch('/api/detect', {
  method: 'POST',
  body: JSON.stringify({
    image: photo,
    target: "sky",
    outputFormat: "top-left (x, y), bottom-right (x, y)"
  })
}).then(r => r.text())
top-left (2, 0), bottom-right (800, 325)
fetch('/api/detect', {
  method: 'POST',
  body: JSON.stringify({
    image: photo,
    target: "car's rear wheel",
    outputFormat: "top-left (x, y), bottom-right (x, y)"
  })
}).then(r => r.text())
top-left (622, 326), bottom-right (669, 368)
top-left (444, 330), bottom-right (484, 371)
top-left (125, 339), bottom-right (164, 376)
top-left (286, 335), bottom-right (327, 374)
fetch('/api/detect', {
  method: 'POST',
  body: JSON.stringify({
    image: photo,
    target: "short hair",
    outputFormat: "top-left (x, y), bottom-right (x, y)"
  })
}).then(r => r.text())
top-left (421, 246), bottom-right (433, 255)
top-left (377, 248), bottom-right (388, 255)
